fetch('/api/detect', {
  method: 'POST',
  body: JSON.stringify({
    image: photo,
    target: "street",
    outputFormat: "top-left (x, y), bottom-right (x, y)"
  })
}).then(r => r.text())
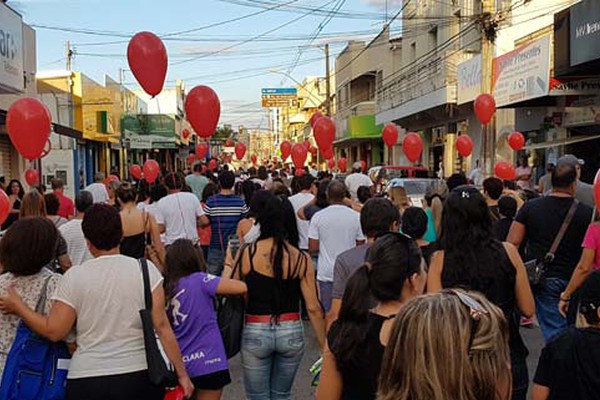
top-left (223, 322), bottom-right (546, 399)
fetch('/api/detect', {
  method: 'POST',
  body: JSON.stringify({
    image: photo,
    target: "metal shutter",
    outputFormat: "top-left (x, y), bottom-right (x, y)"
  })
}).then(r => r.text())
top-left (0, 135), bottom-right (12, 179)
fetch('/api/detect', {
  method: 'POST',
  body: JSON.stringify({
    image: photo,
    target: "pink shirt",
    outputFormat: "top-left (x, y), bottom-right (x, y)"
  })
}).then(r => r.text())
top-left (582, 223), bottom-right (600, 270)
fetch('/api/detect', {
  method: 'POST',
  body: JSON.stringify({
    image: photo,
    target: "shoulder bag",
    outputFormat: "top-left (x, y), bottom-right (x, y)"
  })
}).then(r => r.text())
top-left (139, 258), bottom-right (178, 388)
top-left (524, 199), bottom-right (579, 287)
top-left (0, 275), bottom-right (71, 400)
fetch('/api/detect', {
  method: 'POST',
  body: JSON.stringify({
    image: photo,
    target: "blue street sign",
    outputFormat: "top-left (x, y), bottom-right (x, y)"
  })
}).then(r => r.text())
top-left (261, 88), bottom-right (297, 95)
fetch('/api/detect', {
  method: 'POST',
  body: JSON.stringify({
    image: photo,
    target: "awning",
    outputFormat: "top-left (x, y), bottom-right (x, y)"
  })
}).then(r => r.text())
top-left (333, 136), bottom-right (381, 146)
top-left (524, 133), bottom-right (600, 150)
top-left (53, 123), bottom-right (82, 140)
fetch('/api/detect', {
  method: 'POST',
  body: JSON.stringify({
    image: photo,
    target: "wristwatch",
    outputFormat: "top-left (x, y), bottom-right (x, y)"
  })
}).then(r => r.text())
top-left (560, 292), bottom-right (571, 302)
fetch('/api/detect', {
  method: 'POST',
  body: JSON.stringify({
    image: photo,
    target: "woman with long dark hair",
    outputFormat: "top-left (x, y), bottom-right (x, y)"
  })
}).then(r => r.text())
top-left (164, 239), bottom-right (246, 400)
top-left (427, 185), bottom-right (535, 400)
top-left (233, 190), bottom-right (324, 400)
top-left (316, 233), bottom-right (425, 400)
top-left (2, 180), bottom-right (24, 230)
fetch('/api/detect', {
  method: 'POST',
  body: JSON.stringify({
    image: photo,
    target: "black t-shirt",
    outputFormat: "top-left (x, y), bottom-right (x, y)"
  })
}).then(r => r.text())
top-left (420, 242), bottom-right (439, 268)
top-left (534, 327), bottom-right (600, 400)
top-left (515, 196), bottom-right (593, 281)
top-left (493, 217), bottom-right (513, 242)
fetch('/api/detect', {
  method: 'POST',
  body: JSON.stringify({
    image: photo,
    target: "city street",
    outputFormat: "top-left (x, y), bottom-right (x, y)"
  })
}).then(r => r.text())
top-left (224, 322), bottom-right (546, 399)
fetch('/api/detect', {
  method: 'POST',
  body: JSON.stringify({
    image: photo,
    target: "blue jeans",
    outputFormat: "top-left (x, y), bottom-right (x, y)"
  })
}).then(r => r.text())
top-left (207, 247), bottom-right (225, 276)
top-left (535, 278), bottom-right (569, 342)
top-left (242, 321), bottom-right (305, 400)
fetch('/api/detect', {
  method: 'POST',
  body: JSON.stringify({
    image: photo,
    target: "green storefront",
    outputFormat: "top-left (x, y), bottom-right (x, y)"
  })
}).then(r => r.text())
top-left (333, 115), bottom-right (384, 167)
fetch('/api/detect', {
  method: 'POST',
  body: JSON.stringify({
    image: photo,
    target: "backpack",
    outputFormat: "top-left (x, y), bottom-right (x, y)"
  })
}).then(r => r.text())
top-left (0, 276), bottom-right (71, 400)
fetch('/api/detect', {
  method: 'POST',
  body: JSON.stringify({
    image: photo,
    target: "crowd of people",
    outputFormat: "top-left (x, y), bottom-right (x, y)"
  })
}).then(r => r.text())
top-left (0, 153), bottom-right (598, 400)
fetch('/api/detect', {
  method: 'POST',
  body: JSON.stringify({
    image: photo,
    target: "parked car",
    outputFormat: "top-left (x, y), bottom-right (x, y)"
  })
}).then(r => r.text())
top-left (368, 166), bottom-right (430, 194)
top-left (386, 178), bottom-right (440, 208)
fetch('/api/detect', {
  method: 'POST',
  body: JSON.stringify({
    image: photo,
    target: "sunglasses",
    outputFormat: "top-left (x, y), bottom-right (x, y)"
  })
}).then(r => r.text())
top-left (448, 289), bottom-right (489, 352)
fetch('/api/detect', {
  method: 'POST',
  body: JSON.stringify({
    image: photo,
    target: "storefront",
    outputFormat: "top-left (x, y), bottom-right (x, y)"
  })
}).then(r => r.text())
top-left (333, 115), bottom-right (383, 167)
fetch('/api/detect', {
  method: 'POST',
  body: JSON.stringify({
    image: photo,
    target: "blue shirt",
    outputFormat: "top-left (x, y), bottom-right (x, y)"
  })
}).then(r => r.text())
top-left (204, 193), bottom-right (248, 249)
top-left (424, 208), bottom-right (437, 243)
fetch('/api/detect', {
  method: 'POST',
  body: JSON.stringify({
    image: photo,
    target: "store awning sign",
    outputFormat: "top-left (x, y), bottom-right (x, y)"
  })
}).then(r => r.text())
top-left (0, 3), bottom-right (24, 93)
top-left (492, 35), bottom-right (551, 107)
top-left (570, 0), bottom-right (600, 67)
top-left (549, 77), bottom-right (600, 96)
top-left (457, 54), bottom-right (482, 105)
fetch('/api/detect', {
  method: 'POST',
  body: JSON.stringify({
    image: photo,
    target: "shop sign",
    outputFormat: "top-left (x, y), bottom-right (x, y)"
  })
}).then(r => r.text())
top-left (0, 4), bottom-right (23, 93)
top-left (570, 0), bottom-right (600, 67)
top-left (492, 35), bottom-right (551, 107)
top-left (549, 77), bottom-right (600, 96)
top-left (563, 96), bottom-right (600, 127)
top-left (457, 54), bottom-right (482, 105)
top-left (261, 87), bottom-right (298, 108)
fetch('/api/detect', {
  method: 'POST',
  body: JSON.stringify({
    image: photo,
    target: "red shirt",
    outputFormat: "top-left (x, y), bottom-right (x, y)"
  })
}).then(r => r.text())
top-left (55, 191), bottom-right (75, 219)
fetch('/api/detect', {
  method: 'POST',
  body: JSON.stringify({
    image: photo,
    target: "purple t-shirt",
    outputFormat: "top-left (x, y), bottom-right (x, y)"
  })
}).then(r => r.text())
top-left (168, 272), bottom-right (228, 377)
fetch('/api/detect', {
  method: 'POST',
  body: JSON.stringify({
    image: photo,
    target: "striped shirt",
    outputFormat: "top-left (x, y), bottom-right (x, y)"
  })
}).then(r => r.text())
top-left (205, 193), bottom-right (249, 249)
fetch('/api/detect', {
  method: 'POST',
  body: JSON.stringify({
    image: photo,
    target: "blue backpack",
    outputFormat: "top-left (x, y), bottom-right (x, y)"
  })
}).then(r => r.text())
top-left (0, 276), bottom-right (71, 400)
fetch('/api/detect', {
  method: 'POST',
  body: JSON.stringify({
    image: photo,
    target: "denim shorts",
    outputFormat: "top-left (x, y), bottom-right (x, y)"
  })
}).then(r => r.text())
top-left (241, 321), bottom-right (305, 400)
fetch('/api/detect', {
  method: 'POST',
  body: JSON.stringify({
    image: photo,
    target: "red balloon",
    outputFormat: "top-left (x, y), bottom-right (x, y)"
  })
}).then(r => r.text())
top-left (201, 165), bottom-right (207, 174)
top-left (25, 169), bottom-right (39, 186)
top-left (208, 159), bottom-right (218, 171)
top-left (321, 146), bottom-right (334, 160)
top-left (474, 94), bottom-right (496, 125)
top-left (291, 143), bottom-right (307, 169)
top-left (0, 190), bottom-right (9, 225)
top-left (313, 117), bottom-right (336, 150)
top-left (143, 160), bottom-right (160, 184)
top-left (164, 386), bottom-right (184, 400)
top-left (327, 158), bottom-right (335, 170)
top-left (235, 142), bottom-right (247, 160)
top-left (494, 161), bottom-right (516, 181)
top-left (403, 132), bottom-right (423, 163)
top-left (185, 86), bottom-right (221, 138)
top-left (382, 123), bottom-right (399, 148)
top-left (295, 169), bottom-right (305, 177)
top-left (309, 111), bottom-right (323, 128)
top-left (127, 32), bottom-right (167, 97)
top-left (182, 129), bottom-right (190, 140)
top-left (225, 139), bottom-right (234, 147)
top-left (130, 164), bottom-right (142, 180)
top-left (338, 158), bottom-right (347, 172)
top-left (309, 146), bottom-right (318, 157)
top-left (196, 142), bottom-right (209, 160)
top-left (594, 170), bottom-right (600, 210)
top-left (250, 154), bottom-right (258, 165)
top-left (360, 160), bottom-right (367, 171)
top-left (456, 135), bottom-right (474, 157)
top-left (280, 141), bottom-right (292, 160)
top-left (7, 98), bottom-right (52, 161)
top-left (508, 131), bottom-right (525, 151)
top-left (186, 154), bottom-right (196, 164)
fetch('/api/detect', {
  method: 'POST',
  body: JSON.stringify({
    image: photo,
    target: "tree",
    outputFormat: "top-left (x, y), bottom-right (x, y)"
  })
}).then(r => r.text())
top-left (214, 125), bottom-right (234, 140)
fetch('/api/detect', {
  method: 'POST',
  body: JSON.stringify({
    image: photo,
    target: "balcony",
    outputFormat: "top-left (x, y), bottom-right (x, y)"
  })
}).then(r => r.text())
top-left (376, 50), bottom-right (473, 124)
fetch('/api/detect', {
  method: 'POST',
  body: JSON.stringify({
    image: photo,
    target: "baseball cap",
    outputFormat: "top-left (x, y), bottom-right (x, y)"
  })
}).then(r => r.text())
top-left (557, 154), bottom-right (584, 167)
top-left (352, 161), bottom-right (362, 170)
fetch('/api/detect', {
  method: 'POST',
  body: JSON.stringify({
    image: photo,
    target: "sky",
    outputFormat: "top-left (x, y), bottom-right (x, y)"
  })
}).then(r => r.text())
top-left (10, 0), bottom-right (402, 130)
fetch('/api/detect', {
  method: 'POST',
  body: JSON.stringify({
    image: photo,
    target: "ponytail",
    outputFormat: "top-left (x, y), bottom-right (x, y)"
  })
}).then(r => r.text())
top-left (329, 264), bottom-right (372, 370)
top-left (430, 195), bottom-right (443, 238)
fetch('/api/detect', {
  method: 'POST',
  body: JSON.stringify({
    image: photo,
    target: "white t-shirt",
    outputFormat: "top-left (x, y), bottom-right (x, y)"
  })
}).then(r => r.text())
top-left (84, 183), bottom-right (109, 204)
top-left (288, 192), bottom-right (314, 250)
top-left (52, 255), bottom-right (163, 378)
top-left (155, 192), bottom-right (205, 245)
top-left (308, 205), bottom-right (365, 282)
top-left (344, 173), bottom-right (373, 201)
top-left (469, 168), bottom-right (484, 186)
top-left (59, 219), bottom-right (94, 266)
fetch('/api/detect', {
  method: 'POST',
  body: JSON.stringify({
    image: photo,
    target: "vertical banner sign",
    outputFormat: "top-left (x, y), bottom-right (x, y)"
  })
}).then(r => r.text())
top-left (0, 3), bottom-right (24, 93)
top-left (457, 54), bottom-right (482, 105)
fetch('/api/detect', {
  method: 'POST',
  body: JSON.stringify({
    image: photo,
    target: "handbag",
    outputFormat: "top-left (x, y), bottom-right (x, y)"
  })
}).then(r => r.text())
top-left (215, 243), bottom-right (247, 359)
top-left (524, 199), bottom-right (579, 287)
top-left (0, 276), bottom-right (71, 400)
top-left (139, 258), bottom-right (178, 388)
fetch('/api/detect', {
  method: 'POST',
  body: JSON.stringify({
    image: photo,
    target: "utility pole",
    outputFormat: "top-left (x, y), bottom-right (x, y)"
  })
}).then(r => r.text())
top-left (325, 43), bottom-right (331, 117)
top-left (65, 41), bottom-right (73, 71)
top-left (480, 0), bottom-right (497, 176)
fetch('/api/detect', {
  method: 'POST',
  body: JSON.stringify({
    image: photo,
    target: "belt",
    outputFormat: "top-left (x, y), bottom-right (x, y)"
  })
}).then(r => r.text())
top-left (245, 312), bottom-right (300, 323)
